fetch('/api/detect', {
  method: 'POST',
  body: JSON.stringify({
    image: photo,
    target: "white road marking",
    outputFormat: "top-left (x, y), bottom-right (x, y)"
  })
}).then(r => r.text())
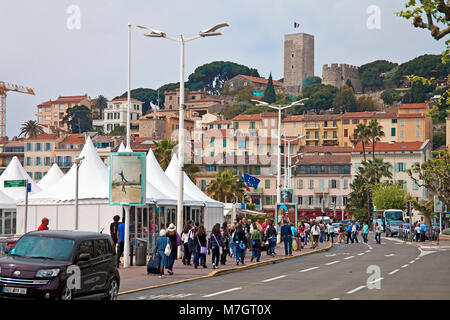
top-left (368, 277), bottom-right (384, 285)
top-left (389, 269), bottom-right (400, 275)
top-left (325, 254), bottom-right (336, 257)
top-left (368, 246), bottom-right (373, 250)
top-left (202, 287), bottom-right (242, 298)
top-left (401, 264), bottom-right (408, 268)
top-left (300, 267), bottom-right (319, 273)
top-left (385, 254), bottom-right (396, 257)
top-left (262, 275), bottom-right (288, 282)
top-left (325, 260), bottom-right (340, 266)
top-left (409, 260), bottom-right (415, 264)
top-left (365, 250), bottom-right (371, 253)
top-left (138, 293), bottom-right (193, 300)
top-left (347, 285), bottom-right (366, 294)
top-left (358, 253), bottom-right (365, 256)
top-left (331, 298), bottom-right (341, 300)
top-left (344, 256), bottom-right (355, 260)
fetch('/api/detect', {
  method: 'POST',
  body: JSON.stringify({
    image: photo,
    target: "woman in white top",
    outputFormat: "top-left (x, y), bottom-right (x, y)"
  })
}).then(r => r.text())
top-left (311, 223), bottom-right (320, 248)
top-left (181, 222), bottom-right (194, 265)
top-left (414, 224), bottom-right (421, 242)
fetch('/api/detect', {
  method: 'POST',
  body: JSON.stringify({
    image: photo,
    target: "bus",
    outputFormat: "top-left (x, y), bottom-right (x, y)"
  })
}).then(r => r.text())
top-left (382, 209), bottom-right (404, 230)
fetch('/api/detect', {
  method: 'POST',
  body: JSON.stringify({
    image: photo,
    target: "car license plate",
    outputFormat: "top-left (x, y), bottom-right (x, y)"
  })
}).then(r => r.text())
top-left (2, 286), bottom-right (27, 295)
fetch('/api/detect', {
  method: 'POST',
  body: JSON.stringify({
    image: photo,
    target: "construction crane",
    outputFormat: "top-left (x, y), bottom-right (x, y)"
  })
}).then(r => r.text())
top-left (0, 81), bottom-right (35, 138)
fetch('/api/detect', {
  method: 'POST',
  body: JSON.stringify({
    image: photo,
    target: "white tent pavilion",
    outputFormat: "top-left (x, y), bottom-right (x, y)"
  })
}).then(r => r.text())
top-left (164, 154), bottom-right (224, 231)
top-left (0, 156), bottom-right (41, 202)
top-left (37, 163), bottom-right (65, 191)
top-left (117, 142), bottom-right (126, 152)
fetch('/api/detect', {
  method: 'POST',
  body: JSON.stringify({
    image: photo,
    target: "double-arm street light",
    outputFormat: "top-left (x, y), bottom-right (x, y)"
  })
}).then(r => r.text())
top-left (281, 135), bottom-right (304, 189)
top-left (251, 98), bottom-right (309, 205)
top-left (138, 23), bottom-right (228, 258)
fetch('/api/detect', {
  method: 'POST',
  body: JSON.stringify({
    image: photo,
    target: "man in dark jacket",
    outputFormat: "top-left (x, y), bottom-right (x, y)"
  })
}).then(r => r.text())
top-left (280, 220), bottom-right (293, 256)
top-left (110, 215), bottom-right (121, 247)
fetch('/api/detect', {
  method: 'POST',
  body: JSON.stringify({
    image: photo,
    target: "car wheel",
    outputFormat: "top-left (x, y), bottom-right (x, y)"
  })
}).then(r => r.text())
top-left (103, 278), bottom-right (119, 300)
top-left (59, 284), bottom-right (73, 301)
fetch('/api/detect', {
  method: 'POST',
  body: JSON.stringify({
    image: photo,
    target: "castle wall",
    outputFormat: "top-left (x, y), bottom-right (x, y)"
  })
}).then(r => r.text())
top-left (322, 64), bottom-right (362, 93)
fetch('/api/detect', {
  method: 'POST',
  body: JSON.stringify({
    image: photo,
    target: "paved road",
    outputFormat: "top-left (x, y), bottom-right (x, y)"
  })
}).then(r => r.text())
top-left (119, 235), bottom-right (450, 300)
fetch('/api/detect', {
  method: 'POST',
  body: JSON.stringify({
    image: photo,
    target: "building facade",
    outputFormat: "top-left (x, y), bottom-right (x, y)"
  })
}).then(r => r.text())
top-left (93, 98), bottom-right (143, 134)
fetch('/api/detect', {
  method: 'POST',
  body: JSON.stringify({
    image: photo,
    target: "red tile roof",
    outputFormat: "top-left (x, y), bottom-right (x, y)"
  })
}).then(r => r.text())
top-left (282, 115), bottom-right (304, 122)
top-left (110, 98), bottom-right (143, 103)
top-left (399, 103), bottom-right (428, 109)
top-left (26, 134), bottom-right (57, 141)
top-left (397, 114), bottom-right (425, 118)
top-left (239, 75), bottom-right (283, 87)
top-left (301, 146), bottom-right (352, 153)
top-left (53, 95), bottom-right (90, 103)
top-left (232, 112), bottom-right (277, 121)
top-left (297, 154), bottom-right (351, 165)
top-left (59, 134), bottom-right (85, 145)
top-left (352, 141), bottom-right (427, 152)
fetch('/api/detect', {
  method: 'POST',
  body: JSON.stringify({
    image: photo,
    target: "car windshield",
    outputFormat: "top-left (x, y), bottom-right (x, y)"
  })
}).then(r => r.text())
top-left (390, 221), bottom-right (401, 226)
top-left (10, 236), bottom-right (75, 261)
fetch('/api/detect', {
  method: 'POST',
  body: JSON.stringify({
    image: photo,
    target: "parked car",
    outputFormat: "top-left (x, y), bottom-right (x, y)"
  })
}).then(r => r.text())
top-left (385, 220), bottom-right (403, 237)
top-left (0, 230), bottom-right (119, 300)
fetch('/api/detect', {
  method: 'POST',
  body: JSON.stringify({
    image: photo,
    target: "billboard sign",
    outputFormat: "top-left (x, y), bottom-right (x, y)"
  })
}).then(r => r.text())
top-left (275, 203), bottom-right (297, 231)
top-left (109, 152), bottom-right (146, 206)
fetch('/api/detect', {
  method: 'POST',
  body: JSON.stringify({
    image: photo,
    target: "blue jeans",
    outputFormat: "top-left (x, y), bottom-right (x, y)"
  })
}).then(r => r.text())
top-left (211, 246), bottom-right (220, 266)
top-left (252, 249), bottom-right (261, 261)
top-left (320, 231), bottom-right (324, 242)
top-left (235, 246), bottom-right (246, 263)
top-left (158, 251), bottom-right (166, 275)
top-left (166, 249), bottom-right (176, 270)
top-left (193, 252), bottom-right (206, 266)
top-left (230, 242), bottom-right (236, 258)
top-left (283, 236), bottom-right (293, 255)
top-left (268, 237), bottom-right (276, 255)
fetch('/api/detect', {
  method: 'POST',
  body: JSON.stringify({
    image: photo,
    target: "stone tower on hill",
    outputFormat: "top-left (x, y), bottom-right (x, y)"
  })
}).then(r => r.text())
top-left (322, 64), bottom-right (362, 93)
top-left (283, 33), bottom-right (315, 96)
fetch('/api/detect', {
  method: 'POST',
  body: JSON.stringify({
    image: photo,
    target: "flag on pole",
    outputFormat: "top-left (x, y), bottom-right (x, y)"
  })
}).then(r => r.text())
top-left (294, 22), bottom-right (301, 29)
top-left (242, 174), bottom-right (260, 190)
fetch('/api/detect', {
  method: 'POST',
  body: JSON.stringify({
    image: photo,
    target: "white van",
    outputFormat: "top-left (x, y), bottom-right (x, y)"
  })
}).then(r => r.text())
top-left (316, 216), bottom-right (331, 224)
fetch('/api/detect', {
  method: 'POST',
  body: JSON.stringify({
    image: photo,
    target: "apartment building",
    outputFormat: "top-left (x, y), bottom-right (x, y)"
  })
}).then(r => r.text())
top-left (232, 112), bottom-right (278, 136)
top-left (36, 95), bottom-right (93, 131)
top-left (24, 134), bottom-right (62, 181)
top-left (135, 113), bottom-right (195, 140)
top-left (93, 98), bottom-right (143, 134)
top-left (302, 114), bottom-right (342, 147)
top-left (351, 140), bottom-right (432, 202)
top-left (396, 103), bottom-right (433, 142)
top-left (223, 74), bottom-right (285, 95)
top-left (0, 140), bottom-right (24, 173)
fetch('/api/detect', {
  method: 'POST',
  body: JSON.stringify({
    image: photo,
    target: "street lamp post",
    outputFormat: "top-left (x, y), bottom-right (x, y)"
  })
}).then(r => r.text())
top-left (74, 155), bottom-right (85, 230)
top-left (281, 135), bottom-right (304, 189)
top-left (138, 23), bottom-right (228, 258)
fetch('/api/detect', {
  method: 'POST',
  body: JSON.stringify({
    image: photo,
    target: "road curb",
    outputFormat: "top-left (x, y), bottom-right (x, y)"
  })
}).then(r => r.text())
top-left (118, 242), bottom-right (333, 296)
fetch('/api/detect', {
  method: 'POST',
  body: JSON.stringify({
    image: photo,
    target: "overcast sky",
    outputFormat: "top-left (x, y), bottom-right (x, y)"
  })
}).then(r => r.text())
top-left (0, 0), bottom-right (444, 137)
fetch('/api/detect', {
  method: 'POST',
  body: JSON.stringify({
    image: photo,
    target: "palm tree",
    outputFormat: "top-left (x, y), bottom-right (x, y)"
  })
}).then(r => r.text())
top-left (92, 95), bottom-right (108, 120)
top-left (184, 161), bottom-right (201, 184)
top-left (351, 123), bottom-right (371, 162)
top-left (206, 169), bottom-right (246, 203)
top-left (153, 140), bottom-right (177, 170)
top-left (368, 120), bottom-right (385, 161)
top-left (19, 120), bottom-right (44, 138)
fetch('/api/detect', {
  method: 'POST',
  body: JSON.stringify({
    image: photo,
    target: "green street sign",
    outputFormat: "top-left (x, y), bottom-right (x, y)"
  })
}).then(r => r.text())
top-left (4, 180), bottom-right (26, 188)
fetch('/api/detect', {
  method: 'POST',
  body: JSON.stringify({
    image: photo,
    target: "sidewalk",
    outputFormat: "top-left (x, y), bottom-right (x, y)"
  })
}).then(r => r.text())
top-left (118, 239), bottom-right (333, 295)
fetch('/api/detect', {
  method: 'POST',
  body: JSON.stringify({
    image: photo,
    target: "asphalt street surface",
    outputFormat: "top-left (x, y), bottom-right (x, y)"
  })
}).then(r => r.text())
top-left (119, 235), bottom-right (450, 300)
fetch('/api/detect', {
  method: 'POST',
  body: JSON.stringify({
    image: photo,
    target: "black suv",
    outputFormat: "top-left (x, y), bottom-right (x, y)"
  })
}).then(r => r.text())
top-left (0, 231), bottom-right (120, 300)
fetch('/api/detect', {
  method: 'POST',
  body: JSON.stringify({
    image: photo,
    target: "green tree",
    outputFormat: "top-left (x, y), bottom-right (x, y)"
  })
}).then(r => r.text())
top-left (115, 88), bottom-right (157, 114)
top-left (188, 61), bottom-right (260, 95)
top-left (236, 87), bottom-right (254, 102)
top-left (263, 73), bottom-right (276, 103)
top-left (153, 140), bottom-right (177, 170)
top-left (358, 60), bottom-right (398, 92)
top-left (91, 95), bottom-right (108, 120)
top-left (407, 150), bottom-right (450, 210)
top-left (302, 76), bottom-right (322, 89)
top-left (380, 88), bottom-right (402, 105)
top-left (332, 85), bottom-right (357, 113)
top-left (433, 132), bottom-right (446, 149)
top-left (345, 79), bottom-right (354, 90)
top-left (108, 125), bottom-right (126, 136)
top-left (206, 169), bottom-right (246, 203)
top-left (356, 95), bottom-right (378, 112)
top-left (62, 105), bottom-right (92, 133)
top-left (367, 120), bottom-right (385, 161)
top-left (19, 120), bottom-right (44, 138)
top-left (351, 123), bottom-right (371, 161)
top-left (297, 84), bottom-right (338, 113)
top-left (372, 183), bottom-right (407, 211)
top-left (401, 80), bottom-right (436, 103)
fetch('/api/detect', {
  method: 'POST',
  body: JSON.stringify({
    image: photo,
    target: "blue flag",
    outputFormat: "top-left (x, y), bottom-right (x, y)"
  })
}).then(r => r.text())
top-left (243, 174), bottom-right (260, 189)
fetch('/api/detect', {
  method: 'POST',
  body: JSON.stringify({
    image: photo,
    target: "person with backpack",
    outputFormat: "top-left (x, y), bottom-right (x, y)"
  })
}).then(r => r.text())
top-left (165, 223), bottom-right (180, 275)
top-left (250, 223), bottom-right (263, 262)
top-left (281, 219), bottom-right (293, 256)
top-left (153, 229), bottom-right (170, 279)
top-left (193, 225), bottom-right (208, 269)
top-left (265, 220), bottom-right (278, 257)
top-left (311, 222), bottom-right (320, 249)
top-left (209, 223), bottom-right (224, 269)
top-left (109, 215), bottom-right (120, 248)
top-left (233, 224), bottom-right (247, 265)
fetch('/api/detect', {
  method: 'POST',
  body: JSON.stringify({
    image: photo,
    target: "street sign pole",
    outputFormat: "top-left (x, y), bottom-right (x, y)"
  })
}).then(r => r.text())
top-left (24, 182), bottom-right (29, 234)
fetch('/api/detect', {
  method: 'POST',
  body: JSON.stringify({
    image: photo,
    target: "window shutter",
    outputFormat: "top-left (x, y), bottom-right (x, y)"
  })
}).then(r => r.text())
top-left (336, 180), bottom-right (340, 189)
